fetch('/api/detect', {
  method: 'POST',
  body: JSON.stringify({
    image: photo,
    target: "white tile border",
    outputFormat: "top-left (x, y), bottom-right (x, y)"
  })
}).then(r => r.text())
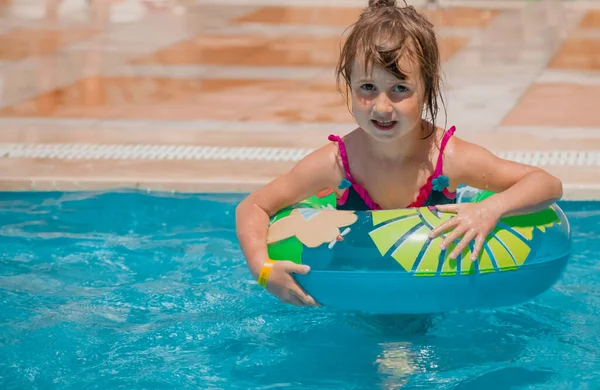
top-left (0, 143), bottom-right (313, 162)
top-left (1, 142), bottom-right (599, 167)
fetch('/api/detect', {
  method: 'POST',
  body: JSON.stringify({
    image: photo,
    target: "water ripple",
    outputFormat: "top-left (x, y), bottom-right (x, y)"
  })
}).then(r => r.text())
top-left (0, 193), bottom-right (598, 389)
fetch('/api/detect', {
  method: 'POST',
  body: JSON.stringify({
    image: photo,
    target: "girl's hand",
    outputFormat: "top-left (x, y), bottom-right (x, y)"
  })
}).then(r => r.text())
top-left (263, 260), bottom-right (319, 307)
top-left (428, 201), bottom-right (504, 261)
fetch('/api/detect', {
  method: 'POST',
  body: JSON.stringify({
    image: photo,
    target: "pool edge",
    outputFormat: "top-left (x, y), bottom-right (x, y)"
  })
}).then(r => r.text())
top-left (0, 179), bottom-right (599, 201)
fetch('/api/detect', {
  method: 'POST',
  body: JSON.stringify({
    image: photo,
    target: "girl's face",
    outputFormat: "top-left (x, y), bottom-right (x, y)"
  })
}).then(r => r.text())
top-left (350, 56), bottom-right (425, 142)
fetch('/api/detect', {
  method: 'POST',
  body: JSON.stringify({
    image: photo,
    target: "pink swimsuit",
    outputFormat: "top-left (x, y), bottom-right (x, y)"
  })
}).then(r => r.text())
top-left (328, 126), bottom-right (457, 211)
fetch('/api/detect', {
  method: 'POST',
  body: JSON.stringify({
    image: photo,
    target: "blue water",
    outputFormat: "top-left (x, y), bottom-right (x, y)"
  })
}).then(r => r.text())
top-left (0, 191), bottom-right (598, 389)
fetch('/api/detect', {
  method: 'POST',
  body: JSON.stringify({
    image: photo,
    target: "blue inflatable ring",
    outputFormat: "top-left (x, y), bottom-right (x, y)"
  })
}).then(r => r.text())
top-left (265, 188), bottom-right (572, 314)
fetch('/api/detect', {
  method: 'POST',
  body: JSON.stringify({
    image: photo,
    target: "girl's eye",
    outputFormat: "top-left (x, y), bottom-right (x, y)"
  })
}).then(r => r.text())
top-left (393, 85), bottom-right (408, 93)
top-left (360, 84), bottom-right (375, 91)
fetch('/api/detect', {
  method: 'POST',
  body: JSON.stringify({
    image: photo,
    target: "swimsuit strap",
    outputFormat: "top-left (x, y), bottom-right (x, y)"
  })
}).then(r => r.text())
top-left (433, 125), bottom-right (456, 176)
top-left (328, 134), bottom-right (355, 182)
top-left (328, 134), bottom-right (381, 210)
top-left (408, 126), bottom-right (457, 208)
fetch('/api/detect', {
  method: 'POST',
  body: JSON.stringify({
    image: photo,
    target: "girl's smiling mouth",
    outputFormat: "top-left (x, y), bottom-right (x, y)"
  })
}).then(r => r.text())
top-left (371, 120), bottom-right (397, 131)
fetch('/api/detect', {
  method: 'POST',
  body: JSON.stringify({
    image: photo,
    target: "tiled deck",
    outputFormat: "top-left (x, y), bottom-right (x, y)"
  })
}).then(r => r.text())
top-left (1, 0), bottom-right (600, 199)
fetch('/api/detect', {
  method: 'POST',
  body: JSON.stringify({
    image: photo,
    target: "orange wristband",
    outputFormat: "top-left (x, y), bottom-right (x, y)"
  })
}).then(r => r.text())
top-left (257, 259), bottom-right (276, 288)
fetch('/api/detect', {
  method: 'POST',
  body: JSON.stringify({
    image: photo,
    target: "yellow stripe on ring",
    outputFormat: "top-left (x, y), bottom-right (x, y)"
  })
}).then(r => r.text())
top-left (258, 259), bottom-right (276, 288)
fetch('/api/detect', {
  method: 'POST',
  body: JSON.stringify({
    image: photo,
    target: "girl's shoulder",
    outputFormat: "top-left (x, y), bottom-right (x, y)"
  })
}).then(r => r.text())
top-left (327, 128), bottom-right (362, 173)
top-left (437, 131), bottom-right (471, 176)
top-left (287, 135), bottom-right (348, 191)
top-left (440, 131), bottom-right (510, 184)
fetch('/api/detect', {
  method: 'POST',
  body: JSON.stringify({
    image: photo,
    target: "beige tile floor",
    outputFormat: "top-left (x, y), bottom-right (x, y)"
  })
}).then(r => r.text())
top-left (0, 0), bottom-right (599, 199)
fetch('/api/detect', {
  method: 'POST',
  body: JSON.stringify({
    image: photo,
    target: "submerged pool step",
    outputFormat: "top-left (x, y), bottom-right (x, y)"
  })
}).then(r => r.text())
top-left (0, 143), bottom-right (599, 166)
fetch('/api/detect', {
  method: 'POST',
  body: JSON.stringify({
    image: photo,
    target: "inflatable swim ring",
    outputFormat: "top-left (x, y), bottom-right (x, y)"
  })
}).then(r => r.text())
top-left (266, 188), bottom-right (572, 314)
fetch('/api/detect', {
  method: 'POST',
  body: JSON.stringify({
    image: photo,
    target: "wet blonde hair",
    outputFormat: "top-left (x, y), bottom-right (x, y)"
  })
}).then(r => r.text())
top-left (336, 0), bottom-right (445, 137)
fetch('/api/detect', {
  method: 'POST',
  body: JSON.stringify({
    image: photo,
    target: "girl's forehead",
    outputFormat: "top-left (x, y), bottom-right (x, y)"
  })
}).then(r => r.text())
top-left (350, 57), bottom-right (419, 83)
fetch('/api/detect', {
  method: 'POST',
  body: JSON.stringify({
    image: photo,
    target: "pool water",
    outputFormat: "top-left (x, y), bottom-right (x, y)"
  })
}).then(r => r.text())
top-left (0, 191), bottom-right (598, 389)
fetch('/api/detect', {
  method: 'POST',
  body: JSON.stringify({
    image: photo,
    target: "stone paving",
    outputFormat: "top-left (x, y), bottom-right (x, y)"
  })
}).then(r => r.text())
top-left (0, 0), bottom-right (599, 199)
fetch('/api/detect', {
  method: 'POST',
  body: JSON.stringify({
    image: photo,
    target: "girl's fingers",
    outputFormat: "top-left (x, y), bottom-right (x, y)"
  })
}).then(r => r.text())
top-left (435, 204), bottom-right (459, 213)
top-left (471, 234), bottom-right (486, 261)
top-left (284, 295), bottom-right (306, 306)
top-left (282, 261), bottom-right (310, 275)
top-left (429, 216), bottom-right (459, 239)
top-left (293, 285), bottom-right (317, 306)
top-left (450, 230), bottom-right (477, 259)
top-left (440, 224), bottom-right (467, 250)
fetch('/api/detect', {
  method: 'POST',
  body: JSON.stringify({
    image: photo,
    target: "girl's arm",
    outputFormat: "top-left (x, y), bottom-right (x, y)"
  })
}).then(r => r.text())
top-left (429, 137), bottom-right (563, 260)
top-left (449, 138), bottom-right (563, 217)
top-left (235, 142), bottom-right (343, 305)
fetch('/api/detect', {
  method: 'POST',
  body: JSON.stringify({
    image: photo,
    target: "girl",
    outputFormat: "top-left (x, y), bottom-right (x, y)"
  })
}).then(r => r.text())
top-left (235, 0), bottom-right (563, 307)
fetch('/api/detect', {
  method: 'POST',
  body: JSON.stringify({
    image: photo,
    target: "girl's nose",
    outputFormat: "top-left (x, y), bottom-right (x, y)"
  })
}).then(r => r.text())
top-left (373, 93), bottom-right (393, 115)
